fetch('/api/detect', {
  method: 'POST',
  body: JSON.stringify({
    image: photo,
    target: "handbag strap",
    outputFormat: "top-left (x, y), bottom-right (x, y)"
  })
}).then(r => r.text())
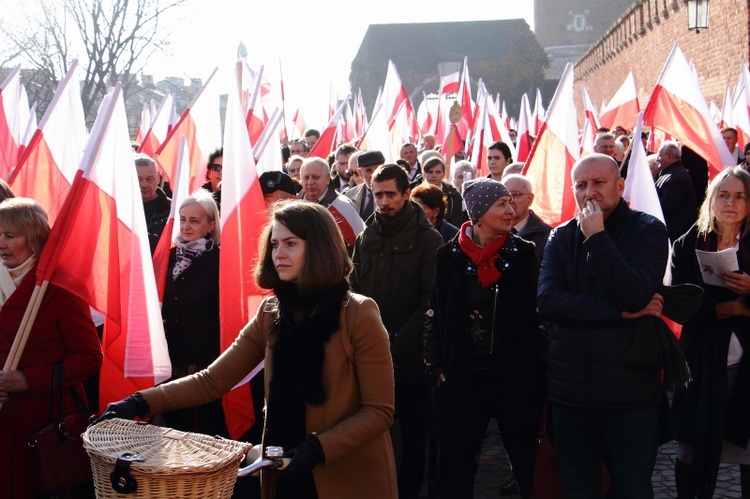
top-left (48, 362), bottom-right (91, 424)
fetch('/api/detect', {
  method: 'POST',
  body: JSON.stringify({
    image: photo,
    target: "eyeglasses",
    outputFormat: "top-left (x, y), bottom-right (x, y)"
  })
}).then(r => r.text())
top-left (509, 191), bottom-right (528, 199)
top-left (208, 163), bottom-right (222, 172)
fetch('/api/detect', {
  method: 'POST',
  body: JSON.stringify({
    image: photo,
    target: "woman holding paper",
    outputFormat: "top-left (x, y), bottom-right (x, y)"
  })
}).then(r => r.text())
top-left (669, 166), bottom-right (750, 497)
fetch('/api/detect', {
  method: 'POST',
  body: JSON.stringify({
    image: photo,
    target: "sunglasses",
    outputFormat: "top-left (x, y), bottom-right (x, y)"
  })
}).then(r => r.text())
top-left (208, 163), bottom-right (222, 172)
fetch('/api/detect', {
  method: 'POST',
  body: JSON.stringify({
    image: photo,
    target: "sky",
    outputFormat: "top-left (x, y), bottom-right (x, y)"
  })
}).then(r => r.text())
top-left (1, 0), bottom-right (535, 131)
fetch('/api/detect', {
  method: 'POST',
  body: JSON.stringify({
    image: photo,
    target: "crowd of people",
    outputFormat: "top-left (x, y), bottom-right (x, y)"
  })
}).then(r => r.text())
top-left (1, 120), bottom-right (749, 499)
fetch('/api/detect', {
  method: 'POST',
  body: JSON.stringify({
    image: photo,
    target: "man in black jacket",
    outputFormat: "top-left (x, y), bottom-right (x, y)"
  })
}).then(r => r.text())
top-left (351, 164), bottom-right (442, 499)
top-left (538, 154), bottom-right (669, 498)
top-left (655, 141), bottom-right (698, 242)
top-left (135, 154), bottom-right (171, 254)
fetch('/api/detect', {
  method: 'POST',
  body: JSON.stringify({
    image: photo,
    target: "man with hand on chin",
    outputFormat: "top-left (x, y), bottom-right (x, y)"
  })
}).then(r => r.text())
top-left (537, 153), bottom-right (669, 498)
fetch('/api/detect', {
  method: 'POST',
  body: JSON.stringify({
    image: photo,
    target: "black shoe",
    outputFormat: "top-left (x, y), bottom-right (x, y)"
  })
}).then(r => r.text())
top-left (500, 477), bottom-right (519, 496)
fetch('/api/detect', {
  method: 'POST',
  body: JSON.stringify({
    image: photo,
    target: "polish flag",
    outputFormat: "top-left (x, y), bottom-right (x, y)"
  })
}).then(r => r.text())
top-left (599, 71), bottom-right (640, 130)
top-left (456, 57), bottom-right (474, 140)
top-left (515, 93), bottom-right (533, 162)
top-left (417, 92), bottom-right (433, 136)
top-left (308, 101), bottom-right (346, 159)
top-left (344, 100), bottom-right (357, 143)
top-left (0, 65), bottom-right (23, 178)
top-left (733, 86), bottom-right (750, 150)
top-left (134, 103), bottom-right (150, 143)
top-left (354, 88), bottom-right (368, 138)
top-left (522, 63), bottom-right (579, 227)
top-left (434, 72), bottom-right (460, 144)
top-left (244, 65), bottom-right (268, 148)
top-left (9, 62), bottom-right (88, 225)
top-left (358, 100), bottom-right (395, 163)
top-left (501, 100), bottom-right (511, 131)
top-left (383, 60), bottom-right (414, 130)
top-left (720, 86), bottom-right (733, 129)
top-left (533, 88), bottom-right (545, 136)
top-left (152, 136), bottom-right (192, 300)
top-left (36, 84), bottom-right (171, 410)
top-left (623, 112), bottom-right (665, 225)
top-left (582, 85), bottom-right (601, 133)
top-left (292, 108), bottom-right (306, 140)
top-left (709, 101), bottom-right (722, 126)
top-left (643, 44), bottom-right (735, 178)
top-left (138, 91), bottom-right (175, 158)
top-left (155, 68), bottom-right (221, 193)
top-left (580, 118), bottom-right (596, 157)
top-left (220, 61), bottom-right (270, 439)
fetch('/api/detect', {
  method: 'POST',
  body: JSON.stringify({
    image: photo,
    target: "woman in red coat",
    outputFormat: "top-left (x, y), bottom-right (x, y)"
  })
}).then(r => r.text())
top-left (0, 198), bottom-right (102, 498)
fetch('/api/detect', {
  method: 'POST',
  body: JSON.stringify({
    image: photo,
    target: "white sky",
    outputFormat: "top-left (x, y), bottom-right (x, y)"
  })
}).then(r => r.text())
top-left (1, 0), bottom-right (535, 131)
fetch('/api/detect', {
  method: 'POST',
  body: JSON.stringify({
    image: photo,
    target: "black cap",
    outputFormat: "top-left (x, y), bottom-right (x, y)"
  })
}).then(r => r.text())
top-left (358, 151), bottom-right (386, 168)
top-left (260, 171), bottom-right (297, 196)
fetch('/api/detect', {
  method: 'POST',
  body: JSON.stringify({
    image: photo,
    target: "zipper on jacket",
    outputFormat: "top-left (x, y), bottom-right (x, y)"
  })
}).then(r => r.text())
top-left (490, 284), bottom-right (499, 354)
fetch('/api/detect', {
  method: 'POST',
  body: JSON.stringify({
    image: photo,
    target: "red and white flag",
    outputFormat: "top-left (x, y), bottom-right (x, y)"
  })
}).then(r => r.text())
top-left (709, 100), bottom-right (722, 126)
top-left (308, 100), bottom-right (346, 159)
top-left (599, 71), bottom-right (639, 131)
top-left (417, 92), bottom-right (433, 136)
top-left (456, 57), bottom-right (474, 140)
top-left (582, 85), bottom-right (601, 133)
top-left (720, 86), bottom-right (734, 129)
top-left (580, 118), bottom-right (595, 156)
top-left (155, 68), bottom-right (221, 193)
top-left (244, 64), bottom-right (268, 148)
top-left (354, 88), bottom-right (368, 138)
top-left (623, 112), bottom-right (665, 224)
top-left (643, 44), bottom-right (734, 178)
top-left (733, 86), bottom-right (750, 150)
top-left (36, 84), bottom-right (170, 411)
top-left (383, 60), bottom-right (414, 131)
top-left (522, 63), bottom-right (579, 227)
top-left (219, 62), bottom-right (270, 439)
top-left (292, 108), bottom-right (307, 140)
top-left (0, 65), bottom-right (23, 178)
top-left (138, 91), bottom-right (175, 158)
top-left (533, 88), bottom-right (545, 136)
top-left (134, 103), bottom-right (150, 143)
top-left (152, 136), bottom-right (192, 301)
top-left (9, 62), bottom-right (88, 225)
top-left (515, 93), bottom-right (533, 162)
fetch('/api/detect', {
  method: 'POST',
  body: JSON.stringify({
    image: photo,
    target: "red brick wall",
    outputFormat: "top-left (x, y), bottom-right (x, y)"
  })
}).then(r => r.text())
top-left (574, 0), bottom-right (750, 125)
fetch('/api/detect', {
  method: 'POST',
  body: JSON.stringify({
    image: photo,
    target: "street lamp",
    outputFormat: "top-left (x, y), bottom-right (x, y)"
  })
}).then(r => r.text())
top-left (687, 0), bottom-right (709, 33)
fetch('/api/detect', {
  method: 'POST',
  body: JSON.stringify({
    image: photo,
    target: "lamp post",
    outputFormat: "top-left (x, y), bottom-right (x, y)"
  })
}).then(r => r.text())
top-left (687, 0), bottom-right (709, 33)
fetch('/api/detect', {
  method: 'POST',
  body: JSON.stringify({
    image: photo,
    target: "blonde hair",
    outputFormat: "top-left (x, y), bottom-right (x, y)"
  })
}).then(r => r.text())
top-left (697, 166), bottom-right (750, 238)
top-left (179, 190), bottom-right (221, 245)
top-left (0, 198), bottom-right (50, 256)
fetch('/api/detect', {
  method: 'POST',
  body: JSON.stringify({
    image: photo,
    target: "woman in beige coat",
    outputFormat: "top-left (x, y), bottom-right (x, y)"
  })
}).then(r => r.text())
top-left (99, 200), bottom-right (397, 499)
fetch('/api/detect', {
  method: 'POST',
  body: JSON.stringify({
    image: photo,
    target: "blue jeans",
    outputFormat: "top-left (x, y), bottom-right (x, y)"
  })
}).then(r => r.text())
top-left (551, 403), bottom-right (659, 499)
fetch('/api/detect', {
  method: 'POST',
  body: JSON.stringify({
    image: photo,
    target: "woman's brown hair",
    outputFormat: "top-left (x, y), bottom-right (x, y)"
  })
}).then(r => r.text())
top-left (255, 200), bottom-right (352, 294)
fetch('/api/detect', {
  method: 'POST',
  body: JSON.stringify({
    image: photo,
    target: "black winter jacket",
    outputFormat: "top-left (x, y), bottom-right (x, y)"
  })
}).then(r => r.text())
top-left (538, 199), bottom-right (669, 409)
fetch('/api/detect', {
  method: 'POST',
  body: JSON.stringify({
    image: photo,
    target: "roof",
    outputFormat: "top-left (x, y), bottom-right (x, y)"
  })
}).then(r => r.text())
top-left (352, 19), bottom-right (531, 69)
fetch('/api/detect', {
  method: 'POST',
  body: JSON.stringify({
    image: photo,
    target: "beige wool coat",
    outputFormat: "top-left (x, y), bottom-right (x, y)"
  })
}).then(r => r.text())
top-left (141, 292), bottom-right (398, 499)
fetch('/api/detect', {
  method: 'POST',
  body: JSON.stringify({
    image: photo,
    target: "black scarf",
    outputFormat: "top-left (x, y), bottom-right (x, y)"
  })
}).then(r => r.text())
top-left (264, 279), bottom-right (349, 450)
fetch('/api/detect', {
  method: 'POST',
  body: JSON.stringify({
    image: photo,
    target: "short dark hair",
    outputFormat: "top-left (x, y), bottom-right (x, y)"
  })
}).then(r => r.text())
top-left (422, 156), bottom-right (446, 174)
top-left (290, 138), bottom-right (309, 152)
top-left (721, 126), bottom-right (738, 137)
top-left (488, 141), bottom-right (513, 161)
top-left (372, 164), bottom-right (410, 194)
top-left (255, 200), bottom-right (352, 294)
top-left (304, 129), bottom-right (320, 139)
top-left (411, 183), bottom-right (446, 221)
top-left (336, 144), bottom-right (358, 157)
top-left (205, 147), bottom-right (223, 181)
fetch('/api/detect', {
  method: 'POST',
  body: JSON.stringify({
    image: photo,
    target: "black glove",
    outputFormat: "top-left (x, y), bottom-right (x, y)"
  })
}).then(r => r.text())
top-left (279, 434), bottom-right (324, 478)
top-left (92, 393), bottom-right (150, 425)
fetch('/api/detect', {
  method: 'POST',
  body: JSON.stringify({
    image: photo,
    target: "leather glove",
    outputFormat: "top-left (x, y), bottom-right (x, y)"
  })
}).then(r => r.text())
top-left (279, 434), bottom-right (324, 478)
top-left (92, 393), bottom-right (150, 425)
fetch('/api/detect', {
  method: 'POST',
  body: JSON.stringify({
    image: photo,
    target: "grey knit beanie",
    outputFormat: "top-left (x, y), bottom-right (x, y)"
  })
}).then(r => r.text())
top-left (462, 177), bottom-right (511, 225)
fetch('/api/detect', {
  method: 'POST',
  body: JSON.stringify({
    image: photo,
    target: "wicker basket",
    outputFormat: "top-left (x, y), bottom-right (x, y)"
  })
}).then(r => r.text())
top-left (83, 418), bottom-right (253, 498)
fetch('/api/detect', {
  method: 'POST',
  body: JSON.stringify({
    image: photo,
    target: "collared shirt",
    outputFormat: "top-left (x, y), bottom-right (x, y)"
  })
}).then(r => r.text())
top-left (513, 214), bottom-right (530, 233)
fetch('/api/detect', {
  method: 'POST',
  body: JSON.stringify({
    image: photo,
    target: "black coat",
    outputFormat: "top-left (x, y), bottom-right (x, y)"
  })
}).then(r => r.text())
top-left (655, 160), bottom-right (698, 242)
top-left (538, 199), bottom-right (669, 409)
top-left (425, 233), bottom-right (545, 439)
top-left (669, 226), bottom-right (750, 450)
top-left (517, 210), bottom-right (552, 263)
top-left (162, 246), bottom-right (221, 367)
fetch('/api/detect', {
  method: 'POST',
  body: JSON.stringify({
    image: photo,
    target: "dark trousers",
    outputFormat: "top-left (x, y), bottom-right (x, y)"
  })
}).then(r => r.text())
top-left (551, 403), bottom-right (659, 499)
top-left (437, 376), bottom-right (538, 499)
top-left (394, 383), bottom-right (431, 499)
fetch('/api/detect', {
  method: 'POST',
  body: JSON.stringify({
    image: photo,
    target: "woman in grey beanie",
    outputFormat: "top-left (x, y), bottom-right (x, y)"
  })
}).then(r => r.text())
top-left (424, 176), bottom-right (546, 498)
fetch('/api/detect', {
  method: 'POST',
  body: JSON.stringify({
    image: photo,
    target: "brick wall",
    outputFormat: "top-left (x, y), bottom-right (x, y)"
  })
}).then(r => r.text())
top-left (573, 0), bottom-right (750, 125)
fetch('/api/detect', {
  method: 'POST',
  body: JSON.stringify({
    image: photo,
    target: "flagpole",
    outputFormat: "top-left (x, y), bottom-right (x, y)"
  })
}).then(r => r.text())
top-left (0, 280), bottom-right (50, 412)
top-left (279, 60), bottom-right (288, 140)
